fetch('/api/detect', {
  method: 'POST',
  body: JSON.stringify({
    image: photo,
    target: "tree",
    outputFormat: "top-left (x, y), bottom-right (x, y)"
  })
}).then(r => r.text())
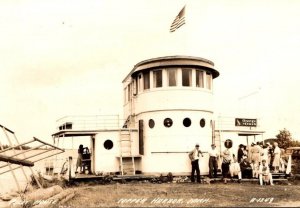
top-left (276, 128), bottom-right (293, 149)
top-left (290, 140), bottom-right (300, 147)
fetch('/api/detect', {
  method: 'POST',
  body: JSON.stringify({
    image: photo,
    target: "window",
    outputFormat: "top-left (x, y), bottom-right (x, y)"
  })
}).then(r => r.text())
top-left (168, 69), bottom-right (177, 86)
top-left (124, 88), bottom-right (127, 103)
top-left (206, 72), bottom-right (212, 90)
top-left (133, 78), bottom-right (137, 95)
top-left (127, 84), bottom-right (131, 101)
top-left (182, 68), bottom-right (192, 86)
top-left (138, 74), bottom-right (142, 92)
top-left (164, 118), bottom-right (173, 128)
top-left (153, 70), bottom-right (162, 88)
top-left (200, 119), bottom-right (206, 128)
top-left (149, 119), bottom-right (155, 128)
top-left (104, 140), bottom-right (113, 150)
top-left (196, 70), bottom-right (204, 88)
top-left (143, 71), bottom-right (150, 90)
top-left (183, 118), bottom-right (191, 127)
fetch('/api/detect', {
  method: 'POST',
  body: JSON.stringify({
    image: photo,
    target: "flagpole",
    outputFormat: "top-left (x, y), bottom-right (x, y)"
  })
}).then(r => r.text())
top-left (169, 4), bottom-right (187, 56)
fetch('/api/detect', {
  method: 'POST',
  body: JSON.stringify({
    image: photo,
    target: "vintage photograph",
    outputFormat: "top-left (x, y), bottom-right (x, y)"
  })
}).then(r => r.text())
top-left (0, 0), bottom-right (300, 207)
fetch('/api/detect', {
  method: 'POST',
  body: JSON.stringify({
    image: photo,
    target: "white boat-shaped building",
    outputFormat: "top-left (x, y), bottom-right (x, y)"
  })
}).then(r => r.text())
top-left (52, 55), bottom-right (264, 177)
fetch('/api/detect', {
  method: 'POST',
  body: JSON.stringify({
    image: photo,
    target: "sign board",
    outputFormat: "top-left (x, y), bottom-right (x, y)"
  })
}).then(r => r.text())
top-left (235, 118), bottom-right (257, 127)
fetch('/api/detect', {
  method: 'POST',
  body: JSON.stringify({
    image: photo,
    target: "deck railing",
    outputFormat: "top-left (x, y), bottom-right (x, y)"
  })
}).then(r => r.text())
top-left (56, 115), bottom-right (125, 131)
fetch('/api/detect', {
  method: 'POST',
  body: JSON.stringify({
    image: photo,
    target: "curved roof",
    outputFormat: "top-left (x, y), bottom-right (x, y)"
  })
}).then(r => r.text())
top-left (123, 55), bottom-right (219, 82)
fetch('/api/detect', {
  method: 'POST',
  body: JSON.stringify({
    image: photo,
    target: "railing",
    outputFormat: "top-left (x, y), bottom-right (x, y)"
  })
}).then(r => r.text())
top-left (56, 115), bottom-right (126, 131)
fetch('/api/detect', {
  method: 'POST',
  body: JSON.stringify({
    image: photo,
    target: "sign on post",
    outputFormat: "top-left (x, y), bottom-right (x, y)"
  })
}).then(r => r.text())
top-left (235, 118), bottom-right (257, 127)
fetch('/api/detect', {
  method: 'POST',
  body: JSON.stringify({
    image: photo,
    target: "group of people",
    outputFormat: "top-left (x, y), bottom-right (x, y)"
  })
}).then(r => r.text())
top-left (189, 141), bottom-right (287, 185)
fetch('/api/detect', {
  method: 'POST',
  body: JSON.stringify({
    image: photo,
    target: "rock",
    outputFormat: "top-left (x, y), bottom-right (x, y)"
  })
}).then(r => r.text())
top-left (26, 185), bottom-right (63, 201)
top-left (1, 194), bottom-right (13, 201)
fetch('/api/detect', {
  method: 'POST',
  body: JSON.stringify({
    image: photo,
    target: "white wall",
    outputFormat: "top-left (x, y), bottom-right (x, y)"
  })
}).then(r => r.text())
top-left (137, 110), bottom-right (213, 175)
top-left (93, 130), bottom-right (140, 173)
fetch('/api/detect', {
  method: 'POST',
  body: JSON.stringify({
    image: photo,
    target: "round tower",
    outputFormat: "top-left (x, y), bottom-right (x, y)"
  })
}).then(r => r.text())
top-left (123, 55), bottom-right (219, 175)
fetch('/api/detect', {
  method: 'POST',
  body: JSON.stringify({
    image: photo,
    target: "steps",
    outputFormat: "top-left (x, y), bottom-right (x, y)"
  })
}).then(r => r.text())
top-left (119, 130), bottom-right (135, 175)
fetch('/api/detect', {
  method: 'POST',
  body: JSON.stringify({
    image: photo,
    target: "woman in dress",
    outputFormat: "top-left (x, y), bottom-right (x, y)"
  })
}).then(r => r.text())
top-left (272, 142), bottom-right (281, 173)
top-left (75, 144), bottom-right (84, 173)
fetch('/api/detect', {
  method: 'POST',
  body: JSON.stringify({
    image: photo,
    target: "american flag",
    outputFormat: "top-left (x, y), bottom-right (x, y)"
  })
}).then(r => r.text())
top-left (170, 6), bottom-right (186, 32)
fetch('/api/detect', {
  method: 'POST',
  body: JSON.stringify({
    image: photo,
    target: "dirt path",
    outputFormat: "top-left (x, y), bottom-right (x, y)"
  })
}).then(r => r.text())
top-left (64, 182), bottom-right (300, 207)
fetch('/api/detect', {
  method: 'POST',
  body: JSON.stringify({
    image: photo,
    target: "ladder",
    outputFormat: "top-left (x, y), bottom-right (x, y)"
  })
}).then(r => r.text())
top-left (119, 130), bottom-right (135, 175)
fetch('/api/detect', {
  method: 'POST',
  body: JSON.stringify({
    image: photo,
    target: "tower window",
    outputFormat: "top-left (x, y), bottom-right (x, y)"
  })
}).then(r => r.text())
top-left (196, 70), bottom-right (204, 88)
top-left (183, 118), bottom-right (191, 127)
top-left (182, 68), bottom-right (192, 87)
top-left (143, 71), bottom-right (150, 90)
top-left (153, 70), bottom-right (162, 88)
top-left (168, 69), bottom-right (177, 87)
top-left (149, 119), bottom-right (155, 128)
top-left (206, 72), bottom-right (212, 90)
top-left (164, 118), bottom-right (173, 128)
top-left (200, 119), bottom-right (206, 128)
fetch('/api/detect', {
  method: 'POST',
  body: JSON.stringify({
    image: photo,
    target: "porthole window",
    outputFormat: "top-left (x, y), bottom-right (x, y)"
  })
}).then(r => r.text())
top-left (164, 118), bottom-right (173, 128)
top-left (183, 118), bottom-right (191, 127)
top-left (200, 119), bottom-right (206, 128)
top-left (104, 140), bottom-right (113, 150)
top-left (149, 119), bottom-right (155, 128)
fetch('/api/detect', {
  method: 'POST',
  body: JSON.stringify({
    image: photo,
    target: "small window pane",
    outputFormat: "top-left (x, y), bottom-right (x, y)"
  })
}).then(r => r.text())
top-left (143, 71), bottom-right (150, 90)
top-left (135, 77), bottom-right (138, 94)
top-left (200, 119), bottom-right (206, 128)
top-left (149, 119), bottom-right (155, 128)
top-left (183, 118), bottom-right (191, 127)
top-left (182, 69), bottom-right (192, 87)
top-left (138, 74), bottom-right (142, 92)
top-left (153, 70), bottom-right (162, 88)
top-left (206, 72), bottom-right (212, 90)
top-left (127, 84), bottom-right (131, 101)
top-left (168, 69), bottom-right (177, 86)
top-left (164, 118), bottom-right (173, 128)
top-left (196, 70), bottom-right (204, 88)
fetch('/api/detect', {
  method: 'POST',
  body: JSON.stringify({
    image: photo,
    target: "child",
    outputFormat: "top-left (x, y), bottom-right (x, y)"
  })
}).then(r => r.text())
top-left (230, 155), bottom-right (242, 182)
top-left (259, 159), bottom-right (274, 186)
top-left (251, 160), bottom-right (260, 178)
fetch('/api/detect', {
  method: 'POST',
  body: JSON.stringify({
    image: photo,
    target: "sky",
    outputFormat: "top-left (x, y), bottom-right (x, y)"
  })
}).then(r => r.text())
top-left (0, 0), bottom-right (300, 145)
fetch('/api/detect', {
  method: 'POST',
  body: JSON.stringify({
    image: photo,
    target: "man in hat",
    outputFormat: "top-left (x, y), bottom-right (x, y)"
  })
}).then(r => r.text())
top-left (208, 144), bottom-right (219, 178)
top-left (189, 143), bottom-right (204, 183)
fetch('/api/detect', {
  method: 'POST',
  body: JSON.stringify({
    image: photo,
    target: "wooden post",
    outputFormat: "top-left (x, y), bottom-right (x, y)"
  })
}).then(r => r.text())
top-left (68, 156), bottom-right (72, 180)
top-left (138, 120), bottom-right (144, 155)
top-left (0, 154), bottom-right (34, 166)
top-left (12, 133), bottom-right (43, 189)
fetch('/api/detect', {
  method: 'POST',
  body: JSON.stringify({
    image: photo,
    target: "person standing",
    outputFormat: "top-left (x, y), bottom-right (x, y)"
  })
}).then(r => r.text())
top-left (75, 144), bottom-right (84, 173)
top-left (261, 145), bottom-right (269, 166)
top-left (237, 144), bottom-right (245, 163)
top-left (208, 144), bottom-right (219, 178)
top-left (273, 142), bottom-right (281, 173)
top-left (251, 142), bottom-right (261, 166)
top-left (189, 143), bottom-right (204, 183)
top-left (221, 147), bottom-right (233, 184)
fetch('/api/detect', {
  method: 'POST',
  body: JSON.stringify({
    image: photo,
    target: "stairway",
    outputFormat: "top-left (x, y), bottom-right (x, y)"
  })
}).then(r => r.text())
top-left (119, 130), bottom-right (135, 175)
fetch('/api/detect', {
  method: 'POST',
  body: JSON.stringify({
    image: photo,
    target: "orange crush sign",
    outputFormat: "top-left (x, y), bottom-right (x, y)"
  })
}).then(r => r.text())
top-left (235, 118), bottom-right (257, 127)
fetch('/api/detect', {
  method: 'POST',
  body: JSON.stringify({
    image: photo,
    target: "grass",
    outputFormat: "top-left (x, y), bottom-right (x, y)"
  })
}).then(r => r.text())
top-left (63, 181), bottom-right (300, 207)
